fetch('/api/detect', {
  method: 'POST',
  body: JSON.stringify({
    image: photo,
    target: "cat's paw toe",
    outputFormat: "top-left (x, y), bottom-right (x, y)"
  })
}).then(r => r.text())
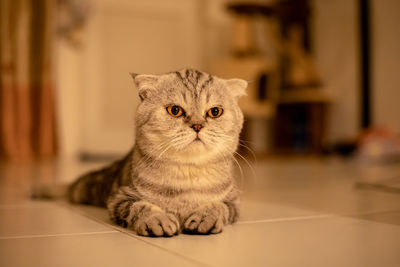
top-left (184, 213), bottom-right (202, 231)
top-left (136, 221), bottom-right (150, 236)
top-left (184, 212), bottom-right (223, 234)
top-left (162, 213), bottom-right (180, 236)
top-left (200, 216), bottom-right (223, 234)
top-left (136, 212), bottom-right (179, 237)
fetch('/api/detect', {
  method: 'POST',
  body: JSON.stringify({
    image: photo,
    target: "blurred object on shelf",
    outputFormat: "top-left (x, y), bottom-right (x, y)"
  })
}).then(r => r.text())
top-left (226, 2), bottom-right (275, 57)
top-left (282, 25), bottom-right (321, 89)
top-left (57, 0), bottom-right (92, 48)
top-left (273, 0), bottom-right (321, 90)
top-left (356, 127), bottom-right (400, 163)
top-left (354, 128), bottom-right (400, 193)
top-left (279, 87), bottom-right (331, 103)
top-left (322, 127), bottom-right (400, 163)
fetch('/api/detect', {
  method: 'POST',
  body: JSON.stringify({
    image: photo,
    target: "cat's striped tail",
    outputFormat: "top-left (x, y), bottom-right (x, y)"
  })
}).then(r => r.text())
top-left (68, 151), bottom-right (133, 207)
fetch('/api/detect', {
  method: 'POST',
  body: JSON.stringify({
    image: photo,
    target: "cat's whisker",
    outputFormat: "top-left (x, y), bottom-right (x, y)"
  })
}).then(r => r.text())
top-left (157, 138), bottom-right (183, 159)
top-left (136, 138), bottom-right (175, 169)
top-left (238, 141), bottom-right (257, 162)
top-left (206, 131), bottom-right (234, 139)
top-left (210, 142), bottom-right (245, 192)
top-left (238, 139), bottom-right (257, 145)
top-left (231, 153), bottom-right (244, 191)
top-left (234, 151), bottom-right (257, 180)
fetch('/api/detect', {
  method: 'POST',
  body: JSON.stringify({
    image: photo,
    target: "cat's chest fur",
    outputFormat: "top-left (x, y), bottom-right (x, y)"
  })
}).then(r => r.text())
top-left (133, 158), bottom-right (234, 214)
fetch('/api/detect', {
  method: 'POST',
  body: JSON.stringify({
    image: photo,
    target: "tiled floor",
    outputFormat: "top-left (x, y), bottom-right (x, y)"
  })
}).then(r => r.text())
top-left (0, 157), bottom-right (400, 267)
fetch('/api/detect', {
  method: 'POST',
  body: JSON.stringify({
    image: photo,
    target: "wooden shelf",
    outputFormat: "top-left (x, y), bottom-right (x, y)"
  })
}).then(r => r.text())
top-left (279, 88), bottom-right (332, 104)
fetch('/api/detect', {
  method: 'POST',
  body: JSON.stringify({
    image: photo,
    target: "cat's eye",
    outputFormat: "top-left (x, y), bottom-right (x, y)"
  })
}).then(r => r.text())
top-left (207, 107), bottom-right (223, 118)
top-left (166, 105), bottom-right (184, 117)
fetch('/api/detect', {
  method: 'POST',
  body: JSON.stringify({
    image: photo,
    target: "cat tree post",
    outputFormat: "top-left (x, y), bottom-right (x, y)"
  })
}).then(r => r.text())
top-left (211, 3), bottom-right (279, 155)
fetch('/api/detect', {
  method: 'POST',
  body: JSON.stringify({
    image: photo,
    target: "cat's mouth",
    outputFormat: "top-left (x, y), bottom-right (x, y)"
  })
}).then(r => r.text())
top-left (192, 135), bottom-right (204, 144)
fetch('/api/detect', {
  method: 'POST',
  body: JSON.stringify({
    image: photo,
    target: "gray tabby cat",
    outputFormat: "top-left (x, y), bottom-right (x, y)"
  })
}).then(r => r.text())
top-left (68, 69), bottom-right (247, 237)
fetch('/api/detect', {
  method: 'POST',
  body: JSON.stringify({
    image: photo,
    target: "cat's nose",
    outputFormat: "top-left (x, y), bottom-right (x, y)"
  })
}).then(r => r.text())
top-left (191, 124), bottom-right (203, 133)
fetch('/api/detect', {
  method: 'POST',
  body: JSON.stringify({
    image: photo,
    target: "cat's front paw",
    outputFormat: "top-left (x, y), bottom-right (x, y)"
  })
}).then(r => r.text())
top-left (183, 205), bottom-right (227, 234)
top-left (135, 212), bottom-right (179, 237)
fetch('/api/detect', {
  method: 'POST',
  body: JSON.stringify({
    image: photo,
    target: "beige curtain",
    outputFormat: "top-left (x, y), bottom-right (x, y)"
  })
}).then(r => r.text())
top-left (0, 0), bottom-right (57, 160)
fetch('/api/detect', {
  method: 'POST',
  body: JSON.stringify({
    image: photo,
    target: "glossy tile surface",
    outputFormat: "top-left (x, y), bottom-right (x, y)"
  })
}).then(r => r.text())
top-left (354, 210), bottom-right (400, 226)
top-left (0, 201), bottom-right (111, 238)
top-left (239, 200), bottom-right (324, 222)
top-left (0, 157), bottom-right (399, 267)
top-left (240, 159), bottom-right (400, 214)
top-left (139, 216), bottom-right (400, 267)
top-left (0, 232), bottom-right (200, 267)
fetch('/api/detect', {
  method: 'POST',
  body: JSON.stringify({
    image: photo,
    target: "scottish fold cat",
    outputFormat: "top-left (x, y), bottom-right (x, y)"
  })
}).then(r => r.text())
top-left (68, 69), bottom-right (247, 236)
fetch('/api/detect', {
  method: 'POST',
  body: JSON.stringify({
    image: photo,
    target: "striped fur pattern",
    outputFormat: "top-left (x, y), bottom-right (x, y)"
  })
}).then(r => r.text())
top-left (69, 69), bottom-right (247, 236)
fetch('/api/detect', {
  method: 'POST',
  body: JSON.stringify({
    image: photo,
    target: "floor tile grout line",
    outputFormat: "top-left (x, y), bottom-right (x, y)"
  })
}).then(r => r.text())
top-left (55, 200), bottom-right (118, 231)
top-left (119, 230), bottom-right (214, 267)
top-left (90, 220), bottom-right (211, 267)
top-left (55, 201), bottom-right (211, 267)
top-left (0, 230), bottom-right (118, 240)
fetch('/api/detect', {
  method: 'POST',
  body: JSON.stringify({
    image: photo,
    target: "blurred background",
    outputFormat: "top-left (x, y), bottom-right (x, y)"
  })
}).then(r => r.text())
top-left (1, 0), bottom-right (400, 163)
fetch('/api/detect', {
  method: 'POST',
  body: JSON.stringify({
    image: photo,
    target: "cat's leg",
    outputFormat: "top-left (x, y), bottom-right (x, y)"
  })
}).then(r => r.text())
top-left (183, 200), bottom-right (239, 234)
top-left (107, 186), bottom-right (179, 237)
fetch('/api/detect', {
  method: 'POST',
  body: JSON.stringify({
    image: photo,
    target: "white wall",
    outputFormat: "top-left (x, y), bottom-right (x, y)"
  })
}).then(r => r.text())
top-left (56, 0), bottom-right (204, 159)
top-left (314, 0), bottom-right (400, 139)
top-left (371, 0), bottom-right (400, 132)
top-left (56, 40), bottom-right (85, 159)
top-left (312, 0), bottom-right (360, 142)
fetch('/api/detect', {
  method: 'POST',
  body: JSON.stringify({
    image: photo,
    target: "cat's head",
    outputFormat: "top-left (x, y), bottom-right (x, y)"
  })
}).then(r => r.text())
top-left (131, 69), bottom-right (247, 165)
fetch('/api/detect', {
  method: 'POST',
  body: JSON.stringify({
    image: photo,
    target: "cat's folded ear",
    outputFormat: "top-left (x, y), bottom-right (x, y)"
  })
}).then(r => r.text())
top-left (130, 73), bottom-right (158, 101)
top-left (225, 78), bottom-right (248, 100)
